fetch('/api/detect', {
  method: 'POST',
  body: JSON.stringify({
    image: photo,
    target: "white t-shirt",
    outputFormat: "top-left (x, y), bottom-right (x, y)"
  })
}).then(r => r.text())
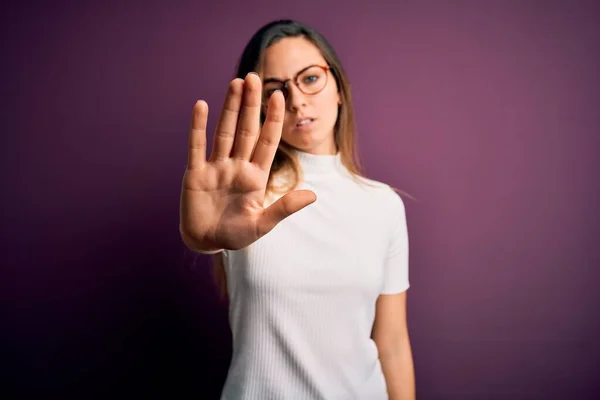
top-left (217, 150), bottom-right (410, 399)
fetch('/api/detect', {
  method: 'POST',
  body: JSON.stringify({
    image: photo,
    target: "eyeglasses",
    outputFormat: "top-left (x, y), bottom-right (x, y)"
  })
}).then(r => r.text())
top-left (261, 65), bottom-right (331, 107)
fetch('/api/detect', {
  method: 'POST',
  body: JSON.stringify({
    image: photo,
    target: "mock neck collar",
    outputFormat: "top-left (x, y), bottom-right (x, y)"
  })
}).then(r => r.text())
top-left (293, 149), bottom-right (345, 178)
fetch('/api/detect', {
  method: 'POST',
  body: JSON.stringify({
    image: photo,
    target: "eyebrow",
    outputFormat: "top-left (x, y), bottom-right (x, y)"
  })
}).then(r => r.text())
top-left (262, 64), bottom-right (316, 84)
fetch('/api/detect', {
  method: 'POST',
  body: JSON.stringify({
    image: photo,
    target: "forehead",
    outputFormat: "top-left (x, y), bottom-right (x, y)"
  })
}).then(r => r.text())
top-left (261, 36), bottom-right (327, 77)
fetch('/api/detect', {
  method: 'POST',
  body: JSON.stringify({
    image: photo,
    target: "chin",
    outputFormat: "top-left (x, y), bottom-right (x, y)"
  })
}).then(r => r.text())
top-left (283, 133), bottom-right (333, 154)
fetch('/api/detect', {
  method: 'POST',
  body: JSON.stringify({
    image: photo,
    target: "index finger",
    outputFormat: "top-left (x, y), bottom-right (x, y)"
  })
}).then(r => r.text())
top-left (188, 100), bottom-right (208, 170)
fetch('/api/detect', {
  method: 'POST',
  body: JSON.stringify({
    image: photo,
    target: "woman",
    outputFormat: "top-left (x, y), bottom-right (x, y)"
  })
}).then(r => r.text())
top-left (180, 19), bottom-right (415, 400)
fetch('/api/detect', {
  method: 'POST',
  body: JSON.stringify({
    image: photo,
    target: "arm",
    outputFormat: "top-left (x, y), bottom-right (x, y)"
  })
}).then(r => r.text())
top-left (372, 291), bottom-right (415, 400)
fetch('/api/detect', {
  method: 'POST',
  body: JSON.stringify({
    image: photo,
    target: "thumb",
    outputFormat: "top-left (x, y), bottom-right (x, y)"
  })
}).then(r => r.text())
top-left (256, 190), bottom-right (317, 237)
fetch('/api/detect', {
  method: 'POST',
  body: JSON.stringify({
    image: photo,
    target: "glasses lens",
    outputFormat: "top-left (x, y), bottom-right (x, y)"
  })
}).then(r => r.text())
top-left (297, 66), bottom-right (327, 94)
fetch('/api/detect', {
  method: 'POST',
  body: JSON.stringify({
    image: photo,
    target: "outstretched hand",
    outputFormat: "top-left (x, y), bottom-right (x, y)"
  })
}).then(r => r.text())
top-left (179, 72), bottom-right (317, 252)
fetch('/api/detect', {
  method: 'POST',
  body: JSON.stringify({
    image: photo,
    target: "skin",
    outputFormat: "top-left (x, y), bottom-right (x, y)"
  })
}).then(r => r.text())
top-left (259, 36), bottom-right (341, 155)
top-left (373, 292), bottom-right (416, 400)
top-left (179, 36), bottom-right (414, 399)
top-left (179, 74), bottom-right (316, 253)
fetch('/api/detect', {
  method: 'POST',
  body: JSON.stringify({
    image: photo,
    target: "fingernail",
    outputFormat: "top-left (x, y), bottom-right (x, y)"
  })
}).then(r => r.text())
top-left (248, 71), bottom-right (259, 77)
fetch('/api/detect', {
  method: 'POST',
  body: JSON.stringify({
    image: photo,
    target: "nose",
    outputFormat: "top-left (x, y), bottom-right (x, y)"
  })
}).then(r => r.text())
top-left (286, 83), bottom-right (307, 112)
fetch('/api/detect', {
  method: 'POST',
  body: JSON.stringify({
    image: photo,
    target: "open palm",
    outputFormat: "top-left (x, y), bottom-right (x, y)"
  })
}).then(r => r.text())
top-left (179, 73), bottom-right (316, 253)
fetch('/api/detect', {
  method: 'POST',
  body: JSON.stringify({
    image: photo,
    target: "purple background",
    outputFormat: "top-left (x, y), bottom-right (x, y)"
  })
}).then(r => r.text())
top-left (3, 0), bottom-right (599, 398)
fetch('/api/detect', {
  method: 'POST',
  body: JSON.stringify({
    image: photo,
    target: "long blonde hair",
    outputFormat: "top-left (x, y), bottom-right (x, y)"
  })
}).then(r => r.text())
top-left (212, 19), bottom-right (411, 300)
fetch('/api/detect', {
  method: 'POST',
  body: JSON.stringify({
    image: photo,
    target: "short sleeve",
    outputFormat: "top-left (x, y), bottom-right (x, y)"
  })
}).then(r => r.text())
top-left (380, 191), bottom-right (410, 294)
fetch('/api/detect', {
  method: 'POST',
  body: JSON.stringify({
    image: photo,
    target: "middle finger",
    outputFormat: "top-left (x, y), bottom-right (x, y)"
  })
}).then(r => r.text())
top-left (231, 72), bottom-right (262, 160)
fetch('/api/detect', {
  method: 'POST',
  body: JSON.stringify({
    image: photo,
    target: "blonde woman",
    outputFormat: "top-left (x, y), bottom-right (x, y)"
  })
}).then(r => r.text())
top-left (180, 19), bottom-right (415, 400)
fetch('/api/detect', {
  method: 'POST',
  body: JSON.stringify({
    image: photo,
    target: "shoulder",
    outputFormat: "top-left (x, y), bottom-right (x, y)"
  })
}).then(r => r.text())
top-left (351, 174), bottom-right (407, 213)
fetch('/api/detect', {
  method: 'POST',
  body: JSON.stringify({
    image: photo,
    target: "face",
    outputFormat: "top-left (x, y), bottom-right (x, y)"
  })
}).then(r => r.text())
top-left (259, 37), bottom-right (341, 155)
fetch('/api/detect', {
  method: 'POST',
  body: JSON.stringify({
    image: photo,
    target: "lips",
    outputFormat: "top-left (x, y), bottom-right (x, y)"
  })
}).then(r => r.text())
top-left (296, 118), bottom-right (315, 127)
